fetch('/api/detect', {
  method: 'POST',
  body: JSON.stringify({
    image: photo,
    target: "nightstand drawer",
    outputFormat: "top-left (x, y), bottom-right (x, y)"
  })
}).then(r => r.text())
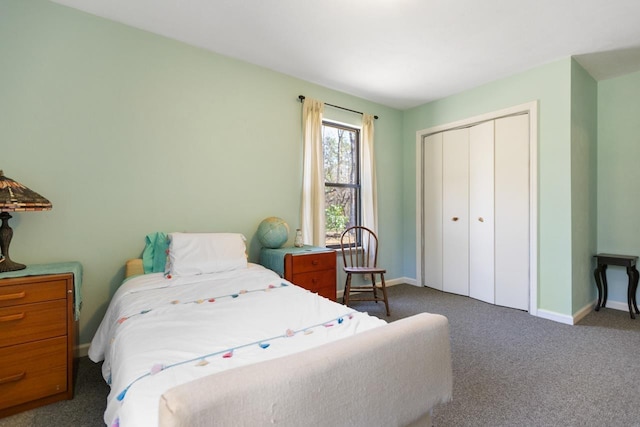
top-left (290, 251), bottom-right (335, 273)
top-left (0, 300), bottom-right (67, 347)
top-left (293, 269), bottom-right (336, 300)
top-left (0, 278), bottom-right (67, 308)
top-left (0, 336), bottom-right (67, 411)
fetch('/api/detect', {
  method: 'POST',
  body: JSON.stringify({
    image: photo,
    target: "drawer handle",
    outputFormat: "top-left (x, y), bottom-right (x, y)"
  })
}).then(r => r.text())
top-left (0, 371), bottom-right (25, 384)
top-left (0, 291), bottom-right (26, 301)
top-left (312, 260), bottom-right (319, 265)
top-left (0, 313), bottom-right (25, 322)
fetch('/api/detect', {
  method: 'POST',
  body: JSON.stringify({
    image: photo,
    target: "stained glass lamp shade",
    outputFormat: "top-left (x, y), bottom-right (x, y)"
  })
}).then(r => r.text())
top-left (0, 170), bottom-right (52, 272)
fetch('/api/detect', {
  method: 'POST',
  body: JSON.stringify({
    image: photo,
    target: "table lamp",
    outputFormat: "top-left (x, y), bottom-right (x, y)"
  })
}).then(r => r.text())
top-left (0, 170), bottom-right (52, 272)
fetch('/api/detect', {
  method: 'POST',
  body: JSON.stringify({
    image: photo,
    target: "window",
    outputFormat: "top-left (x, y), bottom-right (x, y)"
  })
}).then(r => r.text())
top-left (322, 121), bottom-right (360, 247)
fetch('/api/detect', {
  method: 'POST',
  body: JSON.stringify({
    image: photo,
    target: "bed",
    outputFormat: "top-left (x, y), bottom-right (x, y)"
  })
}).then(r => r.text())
top-left (89, 232), bottom-right (452, 427)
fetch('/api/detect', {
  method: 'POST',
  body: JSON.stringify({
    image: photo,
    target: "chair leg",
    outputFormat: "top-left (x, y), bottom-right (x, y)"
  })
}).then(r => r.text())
top-left (371, 273), bottom-right (378, 303)
top-left (343, 273), bottom-right (352, 306)
top-left (380, 273), bottom-right (390, 316)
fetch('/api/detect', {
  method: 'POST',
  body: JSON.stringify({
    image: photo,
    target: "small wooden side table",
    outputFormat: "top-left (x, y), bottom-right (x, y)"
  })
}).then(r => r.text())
top-left (0, 272), bottom-right (76, 417)
top-left (259, 246), bottom-right (337, 301)
top-left (593, 253), bottom-right (639, 319)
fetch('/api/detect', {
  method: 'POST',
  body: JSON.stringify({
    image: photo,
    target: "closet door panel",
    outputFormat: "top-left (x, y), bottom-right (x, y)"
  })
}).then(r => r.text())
top-left (442, 128), bottom-right (469, 296)
top-left (495, 114), bottom-right (529, 310)
top-left (422, 133), bottom-right (443, 290)
top-left (469, 121), bottom-right (495, 304)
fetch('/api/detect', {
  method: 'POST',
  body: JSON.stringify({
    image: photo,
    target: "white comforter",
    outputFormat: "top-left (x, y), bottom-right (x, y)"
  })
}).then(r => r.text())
top-left (89, 263), bottom-right (386, 427)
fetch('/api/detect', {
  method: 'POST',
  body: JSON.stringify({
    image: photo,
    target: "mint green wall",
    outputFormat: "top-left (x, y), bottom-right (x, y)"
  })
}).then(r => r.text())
top-left (0, 0), bottom-right (403, 345)
top-left (570, 60), bottom-right (598, 313)
top-left (597, 69), bottom-right (640, 304)
top-left (403, 59), bottom-right (574, 315)
top-left (5, 0), bottom-right (636, 346)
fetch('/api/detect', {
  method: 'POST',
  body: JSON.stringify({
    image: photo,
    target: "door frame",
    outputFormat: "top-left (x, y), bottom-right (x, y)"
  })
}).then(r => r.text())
top-left (415, 101), bottom-right (538, 315)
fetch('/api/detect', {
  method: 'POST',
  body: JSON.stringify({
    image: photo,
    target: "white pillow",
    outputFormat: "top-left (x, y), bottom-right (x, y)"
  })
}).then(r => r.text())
top-left (168, 232), bottom-right (248, 276)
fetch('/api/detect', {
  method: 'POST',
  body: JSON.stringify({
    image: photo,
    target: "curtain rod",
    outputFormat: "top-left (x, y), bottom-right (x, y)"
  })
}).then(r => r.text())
top-left (298, 95), bottom-right (379, 120)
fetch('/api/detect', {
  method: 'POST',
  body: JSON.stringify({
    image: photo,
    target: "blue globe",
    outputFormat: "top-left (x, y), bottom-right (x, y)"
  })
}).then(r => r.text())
top-left (257, 217), bottom-right (290, 248)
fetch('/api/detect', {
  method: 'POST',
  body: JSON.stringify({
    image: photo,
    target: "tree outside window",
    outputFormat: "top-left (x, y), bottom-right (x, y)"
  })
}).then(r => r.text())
top-left (322, 122), bottom-right (360, 247)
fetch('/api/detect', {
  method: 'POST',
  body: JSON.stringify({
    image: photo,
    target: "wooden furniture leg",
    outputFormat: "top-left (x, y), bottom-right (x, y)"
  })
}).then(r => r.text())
top-left (343, 273), bottom-right (352, 306)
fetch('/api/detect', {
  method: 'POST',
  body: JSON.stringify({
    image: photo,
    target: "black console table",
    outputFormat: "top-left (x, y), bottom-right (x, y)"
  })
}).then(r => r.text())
top-left (593, 253), bottom-right (639, 319)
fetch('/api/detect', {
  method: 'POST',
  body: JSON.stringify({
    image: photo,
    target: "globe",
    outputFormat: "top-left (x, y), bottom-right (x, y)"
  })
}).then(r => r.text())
top-left (257, 217), bottom-right (290, 248)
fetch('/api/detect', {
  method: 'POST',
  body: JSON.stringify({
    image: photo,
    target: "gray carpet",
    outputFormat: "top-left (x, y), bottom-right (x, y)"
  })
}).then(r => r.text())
top-left (2, 284), bottom-right (639, 426)
top-left (354, 285), bottom-right (640, 427)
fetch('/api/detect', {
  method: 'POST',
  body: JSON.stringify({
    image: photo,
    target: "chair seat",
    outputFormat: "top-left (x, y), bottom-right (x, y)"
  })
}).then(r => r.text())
top-left (344, 266), bottom-right (386, 274)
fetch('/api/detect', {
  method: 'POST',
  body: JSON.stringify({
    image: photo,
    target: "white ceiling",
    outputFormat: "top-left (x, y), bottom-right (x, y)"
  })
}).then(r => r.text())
top-left (51, 0), bottom-right (640, 110)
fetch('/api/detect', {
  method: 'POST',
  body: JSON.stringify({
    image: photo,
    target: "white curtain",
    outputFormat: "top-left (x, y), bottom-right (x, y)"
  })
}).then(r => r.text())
top-left (301, 98), bottom-right (325, 246)
top-left (361, 113), bottom-right (378, 234)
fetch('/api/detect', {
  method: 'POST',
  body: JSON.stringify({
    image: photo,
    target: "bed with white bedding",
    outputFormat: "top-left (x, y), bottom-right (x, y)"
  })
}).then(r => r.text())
top-left (89, 233), bottom-right (453, 427)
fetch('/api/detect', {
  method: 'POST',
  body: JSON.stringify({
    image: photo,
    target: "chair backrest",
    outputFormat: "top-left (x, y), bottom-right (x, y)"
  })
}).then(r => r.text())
top-left (340, 226), bottom-right (379, 269)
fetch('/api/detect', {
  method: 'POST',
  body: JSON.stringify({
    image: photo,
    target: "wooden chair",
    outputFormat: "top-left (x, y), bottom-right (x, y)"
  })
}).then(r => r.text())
top-left (340, 226), bottom-right (390, 316)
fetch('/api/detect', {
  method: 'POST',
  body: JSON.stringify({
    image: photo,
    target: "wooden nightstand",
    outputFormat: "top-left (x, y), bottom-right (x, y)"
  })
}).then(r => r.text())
top-left (0, 273), bottom-right (75, 418)
top-left (260, 246), bottom-right (337, 301)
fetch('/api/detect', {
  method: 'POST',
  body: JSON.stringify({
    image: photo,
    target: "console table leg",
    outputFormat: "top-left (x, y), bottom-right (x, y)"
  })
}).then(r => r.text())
top-left (632, 267), bottom-right (640, 315)
top-left (601, 265), bottom-right (609, 307)
top-left (627, 266), bottom-right (636, 319)
top-left (594, 266), bottom-right (604, 311)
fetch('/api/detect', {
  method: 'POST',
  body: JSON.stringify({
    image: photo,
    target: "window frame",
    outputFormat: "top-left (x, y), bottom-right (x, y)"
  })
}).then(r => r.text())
top-left (322, 120), bottom-right (362, 249)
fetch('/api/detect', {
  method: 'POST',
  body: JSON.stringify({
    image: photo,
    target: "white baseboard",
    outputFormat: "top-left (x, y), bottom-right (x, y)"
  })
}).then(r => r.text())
top-left (75, 342), bottom-right (90, 358)
top-left (392, 277), bottom-right (417, 286)
top-left (537, 298), bottom-right (631, 326)
top-left (536, 308), bottom-right (575, 325)
top-left (337, 276), bottom-right (410, 299)
top-left (572, 301), bottom-right (594, 324)
top-left (599, 299), bottom-right (631, 312)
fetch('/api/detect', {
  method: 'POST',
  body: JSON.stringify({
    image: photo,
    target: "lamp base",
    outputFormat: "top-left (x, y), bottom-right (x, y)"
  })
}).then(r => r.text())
top-left (0, 212), bottom-right (27, 272)
top-left (0, 257), bottom-right (26, 272)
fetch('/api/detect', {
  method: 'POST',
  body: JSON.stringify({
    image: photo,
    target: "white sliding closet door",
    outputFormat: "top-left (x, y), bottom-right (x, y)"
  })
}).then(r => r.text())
top-left (469, 121), bottom-right (495, 304)
top-left (494, 114), bottom-right (529, 310)
top-left (442, 128), bottom-right (469, 296)
top-left (422, 133), bottom-right (443, 290)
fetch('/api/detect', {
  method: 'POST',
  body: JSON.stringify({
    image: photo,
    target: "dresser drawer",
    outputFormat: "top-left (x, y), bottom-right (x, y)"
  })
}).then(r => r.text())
top-left (0, 278), bottom-right (67, 308)
top-left (290, 251), bottom-right (335, 274)
top-left (292, 269), bottom-right (336, 301)
top-left (0, 336), bottom-right (67, 411)
top-left (0, 300), bottom-right (67, 348)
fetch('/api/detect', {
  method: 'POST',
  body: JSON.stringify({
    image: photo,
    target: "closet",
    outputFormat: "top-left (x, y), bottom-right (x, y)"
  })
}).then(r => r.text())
top-left (421, 113), bottom-right (529, 311)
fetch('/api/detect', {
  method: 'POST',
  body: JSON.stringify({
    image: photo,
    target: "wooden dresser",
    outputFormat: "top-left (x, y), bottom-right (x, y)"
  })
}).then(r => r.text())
top-left (0, 273), bottom-right (75, 418)
top-left (260, 246), bottom-right (337, 301)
